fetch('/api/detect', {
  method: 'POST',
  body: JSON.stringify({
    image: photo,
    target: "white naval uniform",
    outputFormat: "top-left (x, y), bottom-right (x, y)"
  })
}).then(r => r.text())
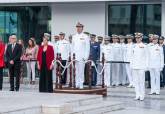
top-left (57, 39), bottom-right (71, 84)
top-left (97, 43), bottom-right (103, 85)
top-left (72, 33), bottom-right (90, 89)
top-left (57, 39), bottom-right (71, 60)
top-left (124, 42), bottom-right (134, 86)
top-left (66, 42), bottom-right (73, 85)
top-left (120, 43), bottom-right (127, 85)
top-left (130, 42), bottom-right (148, 100)
top-left (52, 41), bottom-right (59, 82)
top-left (100, 44), bottom-right (113, 87)
top-left (111, 43), bottom-right (122, 86)
top-left (148, 44), bottom-right (164, 94)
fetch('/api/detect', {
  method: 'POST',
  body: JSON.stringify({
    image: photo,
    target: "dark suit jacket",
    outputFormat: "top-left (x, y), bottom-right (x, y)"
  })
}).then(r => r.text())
top-left (5, 43), bottom-right (22, 68)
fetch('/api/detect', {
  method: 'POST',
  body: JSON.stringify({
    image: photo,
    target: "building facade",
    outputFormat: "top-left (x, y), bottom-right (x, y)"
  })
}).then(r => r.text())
top-left (0, 0), bottom-right (164, 44)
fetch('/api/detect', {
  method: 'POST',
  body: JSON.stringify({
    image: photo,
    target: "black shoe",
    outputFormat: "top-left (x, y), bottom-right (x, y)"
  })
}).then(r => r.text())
top-left (92, 84), bottom-right (96, 86)
top-left (147, 86), bottom-right (151, 88)
top-left (10, 89), bottom-right (14, 91)
top-left (15, 87), bottom-right (19, 92)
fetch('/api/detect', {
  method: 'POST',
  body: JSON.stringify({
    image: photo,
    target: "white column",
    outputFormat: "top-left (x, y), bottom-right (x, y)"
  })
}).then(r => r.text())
top-left (161, 1), bottom-right (165, 36)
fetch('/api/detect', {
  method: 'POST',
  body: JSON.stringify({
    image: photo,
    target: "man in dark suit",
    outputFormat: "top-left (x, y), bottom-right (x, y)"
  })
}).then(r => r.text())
top-left (6, 35), bottom-right (22, 91)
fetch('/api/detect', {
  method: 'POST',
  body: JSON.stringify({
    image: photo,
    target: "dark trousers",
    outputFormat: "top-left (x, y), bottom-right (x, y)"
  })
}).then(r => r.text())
top-left (145, 71), bottom-right (151, 88)
top-left (0, 68), bottom-right (3, 90)
top-left (162, 66), bottom-right (165, 87)
top-left (61, 60), bottom-right (67, 84)
top-left (92, 65), bottom-right (97, 86)
top-left (84, 63), bottom-right (89, 85)
top-left (9, 63), bottom-right (21, 91)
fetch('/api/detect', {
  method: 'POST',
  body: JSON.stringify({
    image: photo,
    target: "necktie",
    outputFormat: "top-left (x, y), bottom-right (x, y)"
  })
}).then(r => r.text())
top-left (12, 44), bottom-right (15, 52)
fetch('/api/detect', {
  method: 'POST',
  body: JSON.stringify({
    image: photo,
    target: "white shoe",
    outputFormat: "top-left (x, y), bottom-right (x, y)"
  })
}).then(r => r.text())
top-left (148, 92), bottom-right (155, 95)
top-left (156, 92), bottom-right (160, 95)
top-left (134, 96), bottom-right (140, 100)
top-left (140, 97), bottom-right (144, 101)
top-left (127, 85), bottom-right (133, 88)
top-left (79, 85), bottom-right (83, 89)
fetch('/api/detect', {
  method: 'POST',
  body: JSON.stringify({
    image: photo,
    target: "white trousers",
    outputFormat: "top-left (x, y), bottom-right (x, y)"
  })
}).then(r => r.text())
top-left (120, 63), bottom-right (127, 85)
top-left (75, 61), bottom-right (85, 88)
top-left (52, 65), bottom-right (56, 83)
top-left (133, 69), bottom-right (145, 98)
top-left (97, 64), bottom-right (102, 85)
top-left (126, 64), bottom-right (134, 86)
top-left (104, 63), bottom-right (111, 87)
top-left (26, 61), bottom-right (36, 82)
top-left (111, 63), bottom-right (120, 85)
top-left (149, 68), bottom-right (160, 93)
top-left (66, 64), bottom-right (74, 85)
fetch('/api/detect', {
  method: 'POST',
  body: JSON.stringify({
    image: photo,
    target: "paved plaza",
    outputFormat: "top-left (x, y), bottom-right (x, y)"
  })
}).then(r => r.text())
top-left (0, 78), bottom-right (165, 114)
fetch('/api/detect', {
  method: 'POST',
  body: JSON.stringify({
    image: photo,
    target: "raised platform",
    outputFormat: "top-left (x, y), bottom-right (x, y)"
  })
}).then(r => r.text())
top-left (0, 91), bottom-right (123, 114)
top-left (54, 86), bottom-right (107, 97)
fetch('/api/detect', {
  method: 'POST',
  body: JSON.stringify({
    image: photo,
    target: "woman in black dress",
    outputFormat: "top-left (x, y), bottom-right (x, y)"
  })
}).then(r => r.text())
top-left (37, 36), bottom-right (54, 92)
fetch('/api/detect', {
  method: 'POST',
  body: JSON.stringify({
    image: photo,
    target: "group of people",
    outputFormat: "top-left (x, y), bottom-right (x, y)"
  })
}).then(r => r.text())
top-left (0, 22), bottom-right (165, 101)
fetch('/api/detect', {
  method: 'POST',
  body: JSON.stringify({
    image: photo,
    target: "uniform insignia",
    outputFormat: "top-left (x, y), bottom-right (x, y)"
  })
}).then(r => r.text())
top-left (139, 44), bottom-right (144, 48)
top-left (80, 38), bottom-right (84, 40)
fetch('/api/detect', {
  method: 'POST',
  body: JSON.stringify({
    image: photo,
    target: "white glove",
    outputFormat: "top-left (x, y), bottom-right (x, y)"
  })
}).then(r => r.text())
top-left (160, 68), bottom-right (163, 72)
top-left (91, 61), bottom-right (95, 66)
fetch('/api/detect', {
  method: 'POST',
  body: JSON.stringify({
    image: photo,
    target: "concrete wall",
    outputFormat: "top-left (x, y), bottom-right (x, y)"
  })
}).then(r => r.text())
top-left (51, 2), bottom-right (106, 40)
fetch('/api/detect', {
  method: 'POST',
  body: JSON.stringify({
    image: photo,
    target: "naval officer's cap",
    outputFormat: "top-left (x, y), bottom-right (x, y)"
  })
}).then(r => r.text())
top-left (148, 34), bottom-right (154, 38)
top-left (59, 32), bottom-right (65, 35)
top-left (90, 34), bottom-right (96, 38)
top-left (134, 32), bottom-right (143, 38)
top-left (118, 35), bottom-right (125, 39)
top-left (159, 36), bottom-right (165, 40)
top-left (153, 34), bottom-right (159, 39)
top-left (126, 34), bottom-right (134, 39)
top-left (76, 22), bottom-right (84, 27)
top-left (104, 35), bottom-right (110, 41)
top-left (54, 35), bottom-right (59, 39)
top-left (97, 36), bottom-right (103, 40)
top-left (111, 34), bottom-right (118, 39)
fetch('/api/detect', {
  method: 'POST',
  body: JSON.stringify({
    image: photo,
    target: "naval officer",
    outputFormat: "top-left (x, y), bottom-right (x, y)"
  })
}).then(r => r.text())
top-left (72, 22), bottom-right (90, 89)
top-left (148, 35), bottom-right (164, 95)
top-left (100, 36), bottom-right (113, 87)
top-left (57, 32), bottom-right (71, 84)
top-left (130, 32), bottom-right (149, 101)
top-left (124, 34), bottom-right (135, 88)
top-left (89, 34), bottom-right (100, 86)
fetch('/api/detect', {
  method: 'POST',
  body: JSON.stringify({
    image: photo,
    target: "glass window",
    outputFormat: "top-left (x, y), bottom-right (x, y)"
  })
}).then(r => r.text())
top-left (0, 6), bottom-right (51, 45)
top-left (108, 4), bottom-right (161, 37)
